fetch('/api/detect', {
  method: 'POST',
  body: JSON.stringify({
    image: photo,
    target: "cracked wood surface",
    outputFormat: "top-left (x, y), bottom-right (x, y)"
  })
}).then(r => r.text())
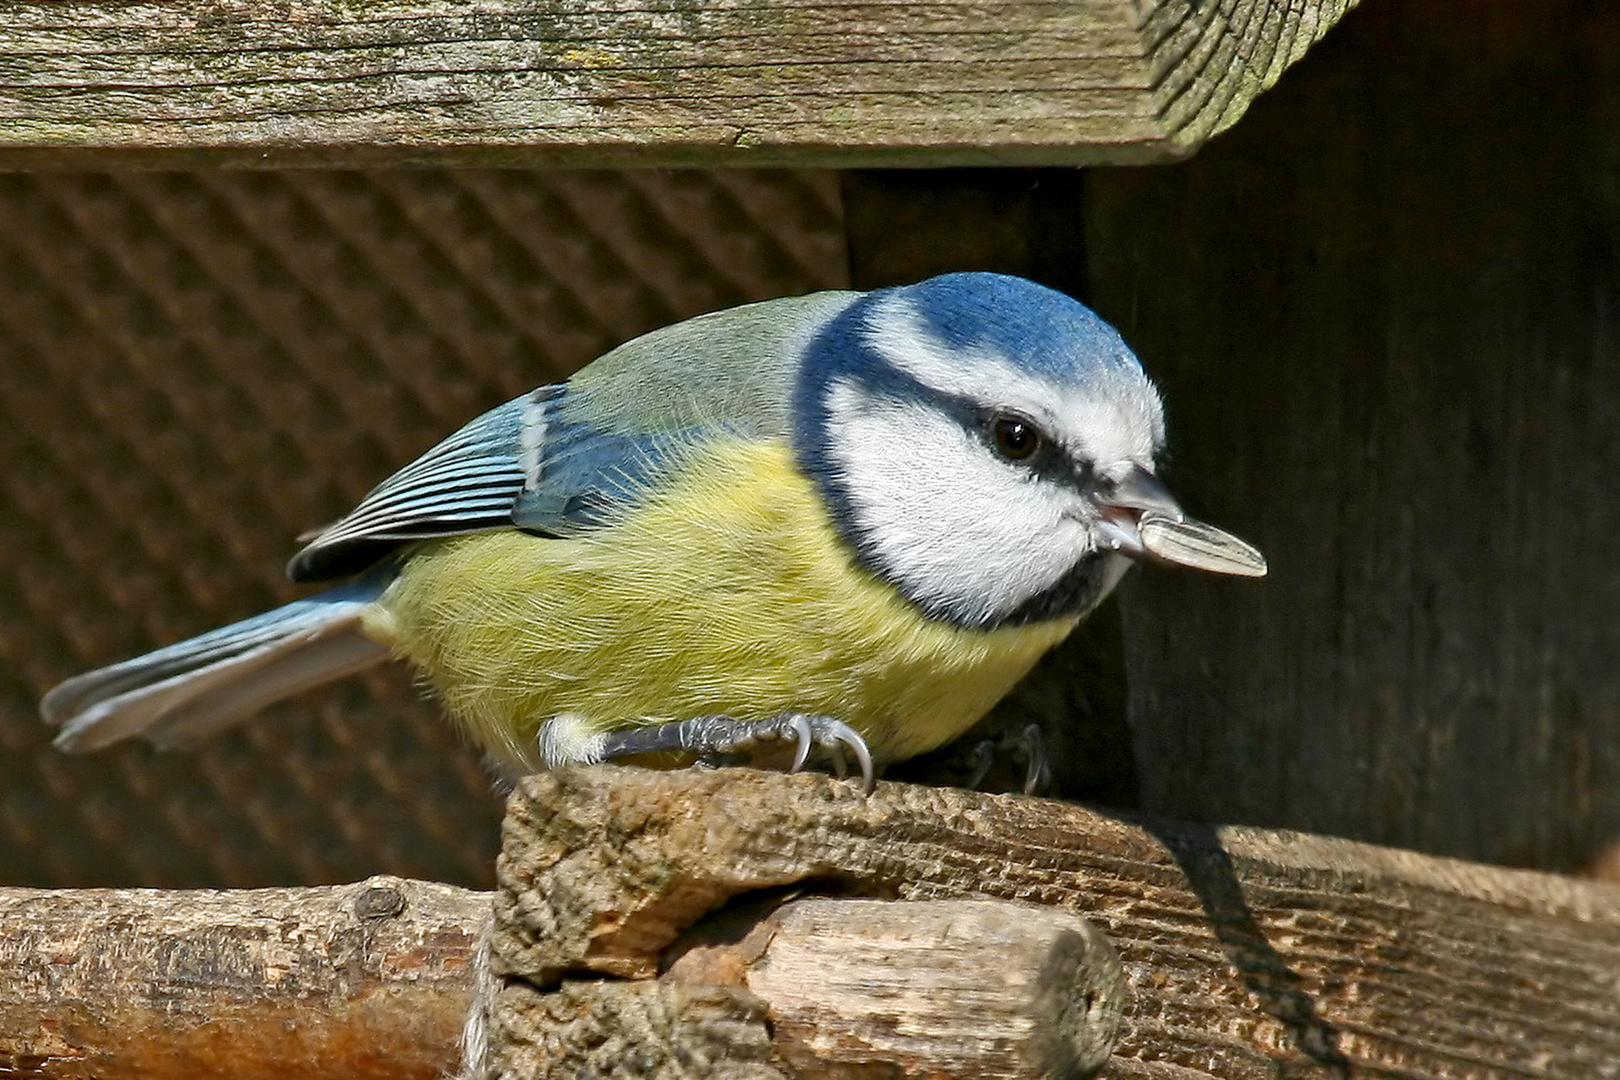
top-left (0, 0), bottom-right (1357, 168)
top-left (4, 766), bottom-right (1616, 1078)
top-left (493, 767), bottom-right (1620, 1080)
top-left (492, 895), bottom-right (1128, 1079)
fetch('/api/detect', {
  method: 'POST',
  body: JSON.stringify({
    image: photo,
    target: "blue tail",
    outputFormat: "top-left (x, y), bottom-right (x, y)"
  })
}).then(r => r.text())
top-left (42, 574), bottom-right (393, 752)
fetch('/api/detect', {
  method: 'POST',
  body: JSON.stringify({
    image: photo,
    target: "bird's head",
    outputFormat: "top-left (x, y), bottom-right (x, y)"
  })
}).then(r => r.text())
top-left (794, 272), bottom-right (1264, 629)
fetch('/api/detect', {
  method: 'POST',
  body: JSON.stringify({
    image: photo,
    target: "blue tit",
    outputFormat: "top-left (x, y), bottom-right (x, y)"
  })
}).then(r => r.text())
top-left (41, 272), bottom-right (1265, 790)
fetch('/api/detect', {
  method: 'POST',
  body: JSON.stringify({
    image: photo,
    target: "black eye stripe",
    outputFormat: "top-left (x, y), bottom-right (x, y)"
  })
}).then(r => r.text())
top-left (834, 368), bottom-right (1086, 482)
top-left (976, 408), bottom-right (1100, 489)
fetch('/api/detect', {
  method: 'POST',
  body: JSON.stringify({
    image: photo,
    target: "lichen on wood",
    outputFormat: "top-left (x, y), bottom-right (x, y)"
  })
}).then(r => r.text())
top-left (0, 0), bottom-right (1359, 169)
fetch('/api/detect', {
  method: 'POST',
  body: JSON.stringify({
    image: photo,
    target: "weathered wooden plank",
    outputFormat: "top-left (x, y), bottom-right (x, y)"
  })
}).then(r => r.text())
top-left (1081, 0), bottom-right (1620, 874)
top-left (0, 0), bottom-right (1357, 168)
top-left (489, 767), bottom-right (1620, 1080)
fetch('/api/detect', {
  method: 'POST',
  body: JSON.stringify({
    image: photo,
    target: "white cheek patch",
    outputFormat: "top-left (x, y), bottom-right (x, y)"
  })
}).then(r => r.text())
top-left (861, 296), bottom-right (1167, 468)
top-left (824, 380), bottom-right (1092, 624)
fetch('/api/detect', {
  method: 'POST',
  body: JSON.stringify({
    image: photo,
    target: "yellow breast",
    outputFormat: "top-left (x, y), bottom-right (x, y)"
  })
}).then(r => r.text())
top-left (364, 439), bottom-right (1078, 773)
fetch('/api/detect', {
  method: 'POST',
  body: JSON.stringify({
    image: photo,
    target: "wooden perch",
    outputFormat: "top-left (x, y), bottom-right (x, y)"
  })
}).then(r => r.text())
top-left (0, 0), bottom-right (1359, 169)
top-left (4, 767), bottom-right (1618, 1079)
top-left (486, 767), bottom-right (1620, 1080)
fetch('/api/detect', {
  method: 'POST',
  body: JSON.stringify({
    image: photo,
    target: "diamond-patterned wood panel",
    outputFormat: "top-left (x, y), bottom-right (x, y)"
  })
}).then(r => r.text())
top-left (0, 169), bottom-right (847, 888)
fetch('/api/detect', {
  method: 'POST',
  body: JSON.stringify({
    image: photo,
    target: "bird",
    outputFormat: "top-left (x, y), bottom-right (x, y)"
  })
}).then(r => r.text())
top-left (40, 272), bottom-right (1265, 792)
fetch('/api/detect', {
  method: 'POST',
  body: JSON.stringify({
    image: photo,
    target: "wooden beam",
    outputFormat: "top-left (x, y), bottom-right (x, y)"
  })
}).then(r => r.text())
top-left (490, 767), bottom-right (1620, 1080)
top-left (0, 0), bottom-right (1358, 169)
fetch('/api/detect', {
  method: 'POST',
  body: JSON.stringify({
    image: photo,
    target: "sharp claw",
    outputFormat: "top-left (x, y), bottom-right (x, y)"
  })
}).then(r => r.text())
top-left (965, 740), bottom-right (995, 791)
top-left (788, 716), bottom-right (872, 794)
top-left (842, 726), bottom-right (875, 796)
top-left (788, 714), bottom-right (813, 773)
top-left (1020, 722), bottom-right (1050, 796)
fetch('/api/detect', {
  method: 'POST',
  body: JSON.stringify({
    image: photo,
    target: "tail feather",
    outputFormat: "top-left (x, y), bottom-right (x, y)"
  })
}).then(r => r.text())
top-left (43, 575), bottom-right (393, 752)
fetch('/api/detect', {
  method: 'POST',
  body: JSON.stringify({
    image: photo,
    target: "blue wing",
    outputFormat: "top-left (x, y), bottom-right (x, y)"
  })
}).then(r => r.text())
top-left (287, 385), bottom-right (693, 582)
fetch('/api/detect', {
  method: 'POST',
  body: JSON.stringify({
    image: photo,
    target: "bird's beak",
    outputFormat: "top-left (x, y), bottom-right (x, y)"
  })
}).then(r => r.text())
top-left (1095, 466), bottom-right (1268, 578)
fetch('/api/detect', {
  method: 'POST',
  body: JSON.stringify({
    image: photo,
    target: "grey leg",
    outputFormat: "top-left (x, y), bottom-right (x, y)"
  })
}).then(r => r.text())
top-left (595, 712), bottom-right (875, 794)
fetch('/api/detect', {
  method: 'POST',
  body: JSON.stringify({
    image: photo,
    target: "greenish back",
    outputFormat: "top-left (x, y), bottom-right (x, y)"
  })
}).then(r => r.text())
top-left (562, 290), bottom-right (858, 437)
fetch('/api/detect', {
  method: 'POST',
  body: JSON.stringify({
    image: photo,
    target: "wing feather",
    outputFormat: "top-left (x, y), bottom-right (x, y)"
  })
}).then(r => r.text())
top-left (288, 384), bottom-right (693, 581)
top-left (287, 392), bottom-right (543, 581)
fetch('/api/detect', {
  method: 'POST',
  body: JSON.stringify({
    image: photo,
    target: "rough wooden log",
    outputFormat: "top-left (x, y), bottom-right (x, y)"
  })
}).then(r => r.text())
top-left (669, 897), bottom-right (1126, 1080)
top-left (491, 896), bottom-right (1126, 1080)
top-left (492, 766), bottom-right (1620, 1080)
top-left (0, 0), bottom-right (1358, 169)
top-left (0, 876), bottom-right (488, 1080)
top-left (490, 978), bottom-right (784, 1080)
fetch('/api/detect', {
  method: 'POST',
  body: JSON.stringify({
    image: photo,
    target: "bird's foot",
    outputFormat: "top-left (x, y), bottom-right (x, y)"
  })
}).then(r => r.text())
top-left (965, 721), bottom-right (1051, 796)
top-left (595, 712), bottom-right (875, 794)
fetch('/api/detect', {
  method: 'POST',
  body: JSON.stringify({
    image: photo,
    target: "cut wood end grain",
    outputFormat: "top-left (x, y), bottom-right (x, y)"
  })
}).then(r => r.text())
top-left (488, 895), bottom-right (1127, 1080)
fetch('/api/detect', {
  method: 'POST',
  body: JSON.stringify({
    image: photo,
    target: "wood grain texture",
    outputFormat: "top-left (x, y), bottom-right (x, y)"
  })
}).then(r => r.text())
top-left (0, 0), bottom-right (1356, 168)
top-left (0, 876), bottom-right (487, 1079)
top-left (494, 766), bottom-right (1620, 1080)
top-left (492, 896), bottom-right (1126, 1079)
top-left (491, 979), bottom-right (787, 1080)
top-left (1080, 0), bottom-right (1620, 874)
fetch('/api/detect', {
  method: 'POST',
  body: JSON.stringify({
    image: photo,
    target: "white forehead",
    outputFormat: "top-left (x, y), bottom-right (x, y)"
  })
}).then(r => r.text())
top-left (860, 294), bottom-right (1166, 468)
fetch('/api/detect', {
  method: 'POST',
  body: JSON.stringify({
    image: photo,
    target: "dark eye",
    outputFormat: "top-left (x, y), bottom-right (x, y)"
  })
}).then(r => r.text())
top-left (990, 414), bottom-right (1041, 460)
